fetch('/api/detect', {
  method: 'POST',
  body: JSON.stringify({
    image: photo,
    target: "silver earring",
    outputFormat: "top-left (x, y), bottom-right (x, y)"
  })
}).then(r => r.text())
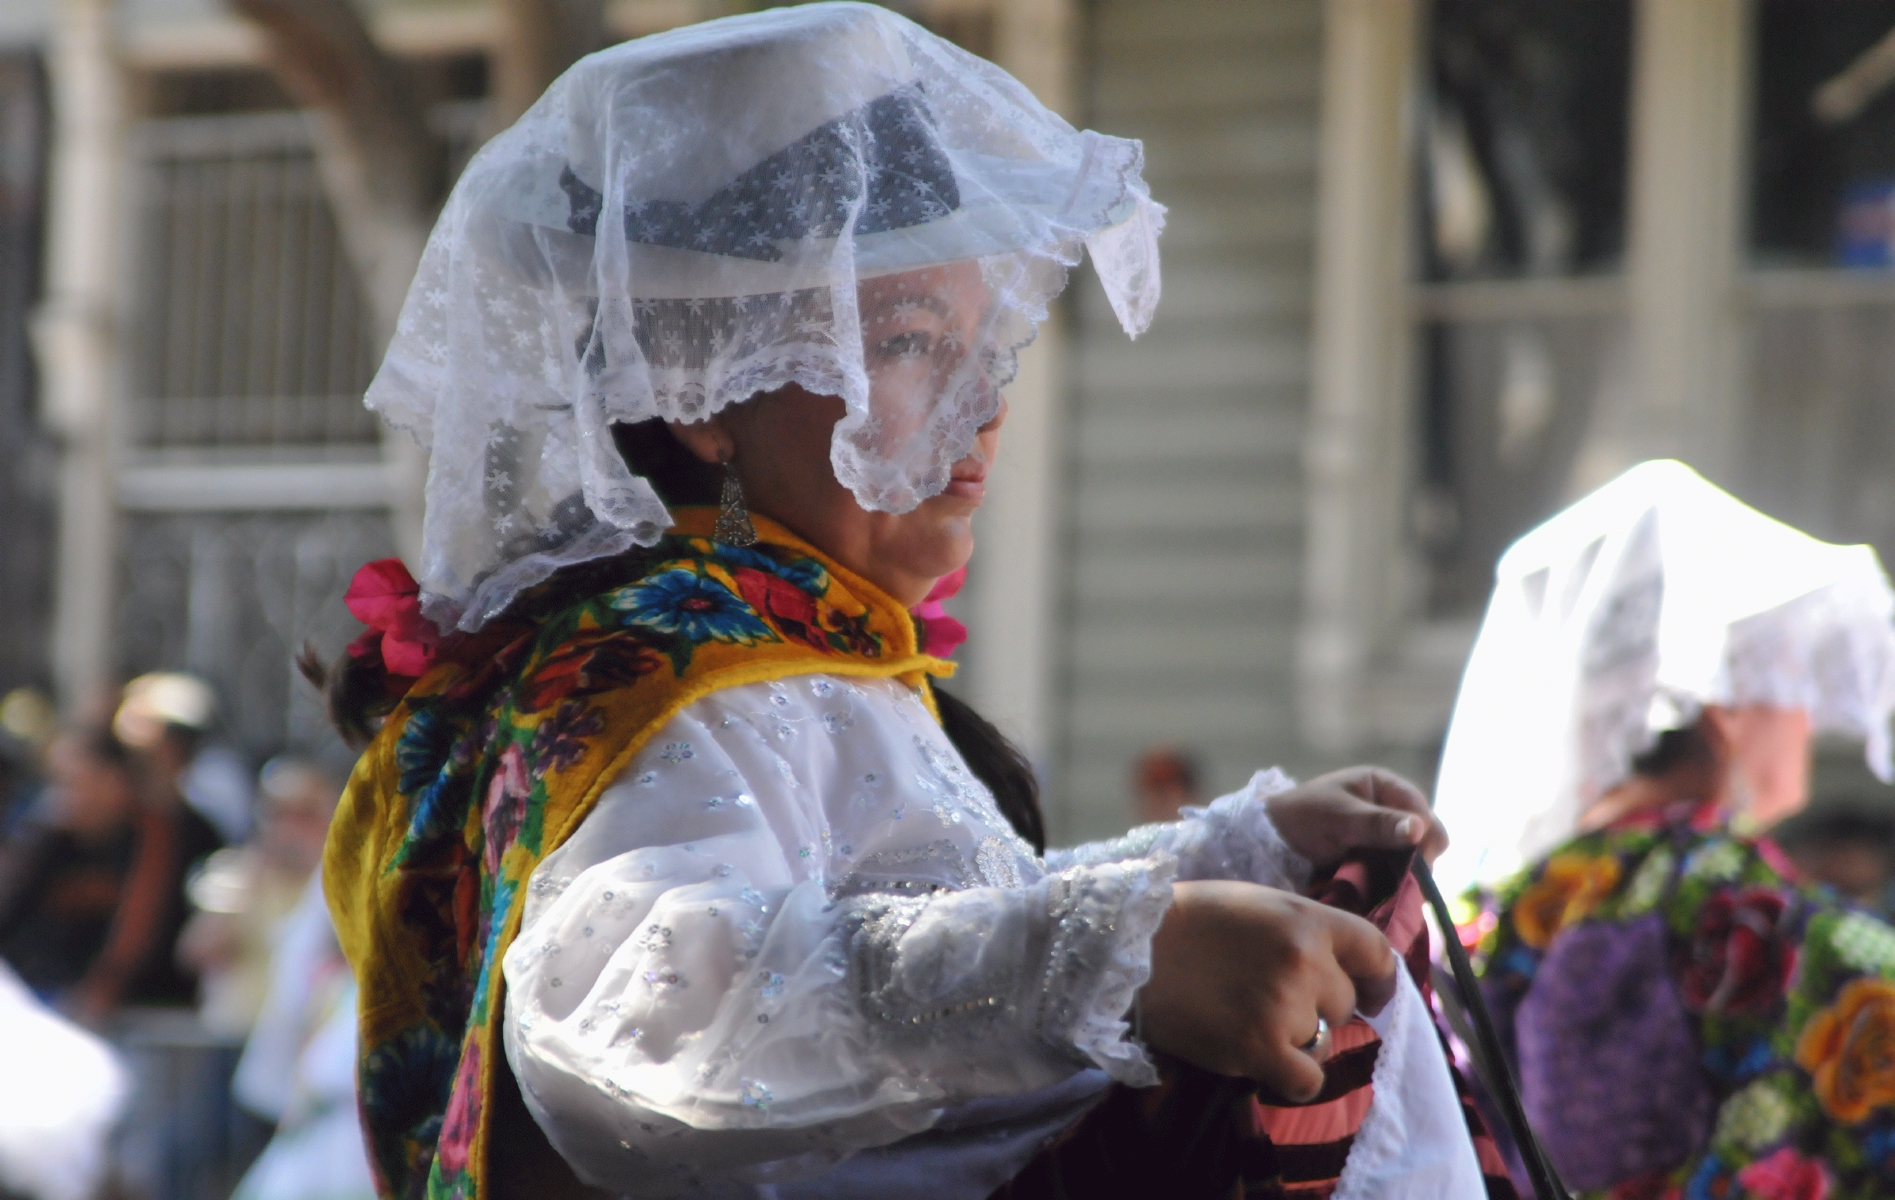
top-left (715, 461), bottom-right (758, 547)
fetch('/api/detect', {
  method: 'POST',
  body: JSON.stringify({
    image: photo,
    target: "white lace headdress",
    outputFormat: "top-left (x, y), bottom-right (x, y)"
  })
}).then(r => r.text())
top-left (368, 2), bottom-right (1164, 631)
top-left (1433, 460), bottom-right (1895, 894)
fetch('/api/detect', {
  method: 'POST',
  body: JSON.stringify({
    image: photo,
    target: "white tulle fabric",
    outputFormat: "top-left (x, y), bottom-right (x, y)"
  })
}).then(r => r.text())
top-left (368, 1), bottom-right (1164, 631)
top-left (501, 675), bottom-right (1305, 1197)
top-left (1434, 459), bottom-right (1895, 895)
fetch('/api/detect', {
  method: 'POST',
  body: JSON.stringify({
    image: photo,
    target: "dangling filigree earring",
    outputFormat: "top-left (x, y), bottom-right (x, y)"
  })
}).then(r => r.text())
top-left (715, 459), bottom-right (758, 547)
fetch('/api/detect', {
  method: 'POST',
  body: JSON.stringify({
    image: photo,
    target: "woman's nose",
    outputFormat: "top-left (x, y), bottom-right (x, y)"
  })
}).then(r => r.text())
top-left (977, 393), bottom-right (1008, 434)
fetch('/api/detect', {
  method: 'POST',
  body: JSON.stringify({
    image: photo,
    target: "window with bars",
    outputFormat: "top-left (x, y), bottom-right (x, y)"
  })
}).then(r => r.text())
top-left (127, 111), bottom-right (383, 451)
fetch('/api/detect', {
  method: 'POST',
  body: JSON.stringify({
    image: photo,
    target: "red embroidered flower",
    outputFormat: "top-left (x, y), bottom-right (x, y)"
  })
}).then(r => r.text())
top-left (345, 558), bottom-right (441, 677)
top-left (1735, 1147), bottom-right (1829, 1200)
top-left (1678, 886), bottom-right (1796, 1015)
top-left (519, 631), bottom-right (662, 712)
top-left (733, 567), bottom-right (829, 651)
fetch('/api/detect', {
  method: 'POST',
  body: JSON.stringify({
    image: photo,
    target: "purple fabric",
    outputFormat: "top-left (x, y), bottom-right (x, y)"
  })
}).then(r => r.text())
top-left (1514, 913), bottom-right (1715, 1191)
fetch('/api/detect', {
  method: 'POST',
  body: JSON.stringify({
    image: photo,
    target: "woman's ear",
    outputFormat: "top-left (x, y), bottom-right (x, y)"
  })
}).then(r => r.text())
top-left (666, 416), bottom-right (734, 465)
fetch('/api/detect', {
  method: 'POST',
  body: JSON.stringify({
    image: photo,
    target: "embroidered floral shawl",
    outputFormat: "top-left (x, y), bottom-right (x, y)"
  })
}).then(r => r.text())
top-left (1468, 804), bottom-right (1895, 1200)
top-left (324, 510), bottom-right (950, 1200)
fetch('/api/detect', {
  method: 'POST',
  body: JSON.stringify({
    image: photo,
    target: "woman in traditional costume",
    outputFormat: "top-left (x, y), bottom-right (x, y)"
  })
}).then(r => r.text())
top-left (1436, 459), bottom-right (1895, 1198)
top-left (315, 6), bottom-right (1490, 1197)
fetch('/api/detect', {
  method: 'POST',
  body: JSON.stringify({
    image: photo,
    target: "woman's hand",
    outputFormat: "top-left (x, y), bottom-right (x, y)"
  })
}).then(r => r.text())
top-left (1139, 880), bottom-right (1397, 1102)
top-left (1265, 766), bottom-right (1449, 868)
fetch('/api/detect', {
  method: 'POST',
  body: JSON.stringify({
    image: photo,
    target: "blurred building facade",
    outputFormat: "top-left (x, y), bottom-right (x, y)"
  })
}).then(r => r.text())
top-left (3, 0), bottom-right (1895, 840)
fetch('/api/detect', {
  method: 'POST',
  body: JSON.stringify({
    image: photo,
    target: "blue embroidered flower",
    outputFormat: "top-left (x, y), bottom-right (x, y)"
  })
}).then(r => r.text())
top-left (1497, 945), bottom-right (1540, 980)
top-left (1683, 1153), bottom-right (1732, 1200)
top-left (396, 707), bottom-right (454, 796)
top-left (1864, 1122), bottom-right (1895, 1169)
top-left (358, 1024), bottom-right (460, 1179)
top-left (612, 569), bottom-right (773, 645)
top-left (394, 707), bottom-right (471, 846)
top-left (1735, 1037), bottom-right (1774, 1078)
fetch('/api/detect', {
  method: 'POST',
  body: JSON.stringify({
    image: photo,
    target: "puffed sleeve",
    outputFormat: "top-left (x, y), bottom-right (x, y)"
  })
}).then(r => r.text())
top-left (500, 676), bottom-right (1173, 1195)
top-left (1046, 767), bottom-right (1311, 891)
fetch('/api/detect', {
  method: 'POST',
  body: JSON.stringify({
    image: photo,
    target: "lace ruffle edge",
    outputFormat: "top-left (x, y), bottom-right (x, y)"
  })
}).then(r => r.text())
top-left (1172, 767), bottom-right (1311, 891)
top-left (1039, 856), bottom-right (1177, 1088)
top-left (1331, 968), bottom-right (1414, 1200)
top-left (1231, 767), bottom-right (1312, 890)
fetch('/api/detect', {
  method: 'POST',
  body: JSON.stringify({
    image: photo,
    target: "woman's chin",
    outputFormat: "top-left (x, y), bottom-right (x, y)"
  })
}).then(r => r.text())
top-left (890, 517), bottom-right (974, 580)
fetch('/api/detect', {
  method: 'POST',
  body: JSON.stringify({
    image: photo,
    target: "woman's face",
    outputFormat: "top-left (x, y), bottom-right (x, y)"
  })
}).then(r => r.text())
top-left (1710, 703), bottom-right (1812, 826)
top-left (672, 260), bottom-right (1004, 607)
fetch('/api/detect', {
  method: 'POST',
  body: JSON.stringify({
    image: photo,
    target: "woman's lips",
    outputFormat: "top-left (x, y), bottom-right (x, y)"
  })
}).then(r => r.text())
top-left (943, 462), bottom-right (987, 501)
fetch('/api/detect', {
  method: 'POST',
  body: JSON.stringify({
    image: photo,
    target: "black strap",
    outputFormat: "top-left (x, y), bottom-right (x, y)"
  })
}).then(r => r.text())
top-left (1411, 858), bottom-right (1572, 1200)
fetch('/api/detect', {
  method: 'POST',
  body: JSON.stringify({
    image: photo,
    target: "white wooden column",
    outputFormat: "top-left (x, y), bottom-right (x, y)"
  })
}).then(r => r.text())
top-left (1592, 0), bottom-right (1750, 487)
top-left (33, 0), bottom-right (126, 710)
top-left (963, 0), bottom-right (1075, 767)
top-left (1297, 0), bottom-right (1419, 754)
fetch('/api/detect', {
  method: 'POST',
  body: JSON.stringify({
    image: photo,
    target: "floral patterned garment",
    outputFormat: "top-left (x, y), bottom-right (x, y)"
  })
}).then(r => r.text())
top-left (1468, 801), bottom-right (1895, 1200)
top-left (323, 509), bottom-right (950, 1200)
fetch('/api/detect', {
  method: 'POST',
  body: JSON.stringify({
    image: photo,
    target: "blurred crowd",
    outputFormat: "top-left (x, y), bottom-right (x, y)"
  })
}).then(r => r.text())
top-left (0, 675), bottom-right (373, 1200)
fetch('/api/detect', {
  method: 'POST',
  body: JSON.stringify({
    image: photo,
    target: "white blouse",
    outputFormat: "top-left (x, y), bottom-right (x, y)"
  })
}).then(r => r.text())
top-left (501, 674), bottom-right (1472, 1199)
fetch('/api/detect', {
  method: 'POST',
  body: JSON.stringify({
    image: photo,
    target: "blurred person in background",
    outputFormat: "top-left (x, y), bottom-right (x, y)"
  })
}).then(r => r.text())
top-left (225, 849), bottom-right (376, 1200)
top-left (0, 689), bottom-right (54, 838)
top-left (0, 713), bottom-right (223, 1022)
top-left (1773, 796), bottom-right (1895, 914)
top-left (1131, 745), bottom-right (1201, 825)
top-left (0, 729), bottom-right (141, 1007)
top-left (1436, 461), bottom-right (1895, 1199)
top-left (178, 757), bottom-right (340, 1038)
top-left (112, 673), bottom-right (252, 847)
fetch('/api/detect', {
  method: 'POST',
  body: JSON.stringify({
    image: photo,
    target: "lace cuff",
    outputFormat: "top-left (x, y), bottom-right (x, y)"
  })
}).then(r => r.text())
top-left (1046, 768), bottom-right (1310, 892)
top-left (1176, 768), bottom-right (1312, 890)
top-left (1037, 856), bottom-right (1178, 1088)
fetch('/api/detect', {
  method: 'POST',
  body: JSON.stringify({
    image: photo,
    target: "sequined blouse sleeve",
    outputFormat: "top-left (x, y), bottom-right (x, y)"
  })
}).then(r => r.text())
top-left (499, 675), bottom-right (1174, 1195)
top-left (1045, 768), bottom-right (1311, 890)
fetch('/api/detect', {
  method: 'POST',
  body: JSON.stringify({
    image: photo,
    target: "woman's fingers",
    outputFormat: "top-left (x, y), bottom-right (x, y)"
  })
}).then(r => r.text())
top-left (1254, 1026), bottom-right (1329, 1102)
top-left (1327, 907), bottom-right (1398, 1016)
top-left (1352, 768), bottom-right (1450, 863)
top-left (1346, 800), bottom-right (1429, 854)
top-left (1253, 937), bottom-right (1358, 1099)
top-left (1140, 882), bottom-right (1401, 1095)
top-left (1269, 766), bottom-right (1451, 866)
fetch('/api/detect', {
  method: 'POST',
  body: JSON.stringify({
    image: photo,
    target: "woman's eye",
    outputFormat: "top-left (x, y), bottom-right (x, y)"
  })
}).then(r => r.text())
top-left (876, 331), bottom-right (932, 360)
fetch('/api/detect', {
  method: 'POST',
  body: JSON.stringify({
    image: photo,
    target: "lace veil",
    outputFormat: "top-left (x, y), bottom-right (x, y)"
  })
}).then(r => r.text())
top-left (1433, 460), bottom-right (1895, 893)
top-left (367, 2), bottom-right (1165, 631)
